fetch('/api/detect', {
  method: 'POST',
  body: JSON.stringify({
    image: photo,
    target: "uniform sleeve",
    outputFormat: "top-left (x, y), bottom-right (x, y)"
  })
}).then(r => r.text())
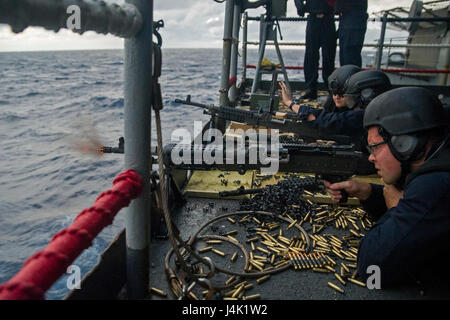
top-left (306, 109), bottom-right (365, 136)
top-left (360, 183), bottom-right (386, 221)
top-left (357, 172), bottom-right (450, 287)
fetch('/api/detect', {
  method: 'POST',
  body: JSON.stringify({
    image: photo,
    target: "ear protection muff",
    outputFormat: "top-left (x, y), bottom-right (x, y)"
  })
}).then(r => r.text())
top-left (360, 88), bottom-right (376, 107)
top-left (379, 127), bottom-right (428, 162)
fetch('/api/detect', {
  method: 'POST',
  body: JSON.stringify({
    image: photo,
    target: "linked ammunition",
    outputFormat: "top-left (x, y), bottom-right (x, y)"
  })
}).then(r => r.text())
top-left (199, 246), bottom-right (213, 253)
top-left (325, 265), bottom-right (335, 273)
top-left (212, 249), bottom-right (226, 257)
top-left (256, 275), bottom-right (270, 284)
top-left (328, 282), bottom-right (344, 294)
top-left (348, 278), bottom-right (366, 287)
top-left (288, 252), bottom-right (297, 270)
top-left (150, 287), bottom-right (167, 297)
top-left (243, 294), bottom-right (261, 300)
top-left (324, 254), bottom-right (336, 266)
top-left (231, 251), bottom-right (238, 263)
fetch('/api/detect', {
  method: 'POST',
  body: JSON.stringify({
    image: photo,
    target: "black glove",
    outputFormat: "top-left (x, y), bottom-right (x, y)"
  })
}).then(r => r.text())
top-left (294, 0), bottom-right (306, 17)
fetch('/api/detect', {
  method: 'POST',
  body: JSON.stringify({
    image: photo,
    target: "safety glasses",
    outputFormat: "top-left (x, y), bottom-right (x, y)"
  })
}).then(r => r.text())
top-left (366, 140), bottom-right (387, 155)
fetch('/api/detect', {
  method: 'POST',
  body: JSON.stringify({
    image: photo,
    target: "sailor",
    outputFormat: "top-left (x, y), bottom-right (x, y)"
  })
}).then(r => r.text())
top-left (323, 64), bottom-right (360, 112)
top-left (334, 0), bottom-right (368, 68)
top-left (325, 87), bottom-right (450, 287)
top-left (279, 69), bottom-right (391, 149)
top-left (294, 0), bottom-right (337, 100)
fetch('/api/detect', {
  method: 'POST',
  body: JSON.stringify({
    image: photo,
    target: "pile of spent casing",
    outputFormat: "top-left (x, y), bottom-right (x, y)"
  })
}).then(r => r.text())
top-left (233, 176), bottom-right (374, 296)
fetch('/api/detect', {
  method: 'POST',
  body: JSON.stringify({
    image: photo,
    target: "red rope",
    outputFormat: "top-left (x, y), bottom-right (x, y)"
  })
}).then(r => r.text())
top-left (246, 64), bottom-right (450, 74)
top-left (0, 169), bottom-right (142, 300)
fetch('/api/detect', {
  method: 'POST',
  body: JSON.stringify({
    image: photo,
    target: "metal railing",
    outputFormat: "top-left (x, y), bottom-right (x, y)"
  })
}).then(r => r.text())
top-left (0, 0), bottom-right (142, 37)
top-left (240, 13), bottom-right (450, 81)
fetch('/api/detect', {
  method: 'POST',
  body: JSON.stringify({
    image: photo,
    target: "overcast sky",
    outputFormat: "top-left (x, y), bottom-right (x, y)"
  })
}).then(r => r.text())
top-left (0, 0), bottom-right (416, 52)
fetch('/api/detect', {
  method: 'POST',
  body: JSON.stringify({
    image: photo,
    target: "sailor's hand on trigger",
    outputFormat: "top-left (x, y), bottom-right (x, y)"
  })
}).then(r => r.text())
top-left (383, 182), bottom-right (403, 209)
top-left (279, 81), bottom-right (292, 106)
top-left (324, 180), bottom-right (372, 202)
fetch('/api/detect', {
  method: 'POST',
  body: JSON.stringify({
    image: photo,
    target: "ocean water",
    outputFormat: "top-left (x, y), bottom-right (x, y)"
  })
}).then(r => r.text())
top-left (0, 48), bottom-right (373, 300)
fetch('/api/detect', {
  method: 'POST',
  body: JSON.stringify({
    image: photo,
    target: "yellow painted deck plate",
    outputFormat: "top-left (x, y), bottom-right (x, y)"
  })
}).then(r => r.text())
top-left (183, 170), bottom-right (254, 199)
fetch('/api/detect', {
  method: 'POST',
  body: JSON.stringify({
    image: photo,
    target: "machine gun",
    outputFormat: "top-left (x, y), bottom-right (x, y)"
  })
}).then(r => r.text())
top-left (175, 95), bottom-right (353, 144)
top-left (163, 141), bottom-right (365, 202)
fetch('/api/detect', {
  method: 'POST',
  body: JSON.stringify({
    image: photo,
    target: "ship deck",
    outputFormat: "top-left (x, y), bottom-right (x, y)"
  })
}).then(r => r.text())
top-left (145, 195), bottom-right (450, 300)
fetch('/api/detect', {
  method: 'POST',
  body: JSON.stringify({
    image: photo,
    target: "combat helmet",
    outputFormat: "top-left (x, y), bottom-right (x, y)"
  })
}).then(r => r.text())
top-left (327, 65), bottom-right (361, 95)
top-left (343, 70), bottom-right (392, 109)
top-left (364, 86), bottom-right (448, 162)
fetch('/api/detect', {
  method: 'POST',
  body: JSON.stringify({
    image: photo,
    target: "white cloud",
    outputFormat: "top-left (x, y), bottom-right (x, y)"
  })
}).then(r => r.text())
top-left (0, 0), bottom-right (419, 51)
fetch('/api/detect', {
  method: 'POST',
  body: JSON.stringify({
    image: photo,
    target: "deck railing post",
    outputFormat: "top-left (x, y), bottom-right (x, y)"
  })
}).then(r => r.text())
top-left (229, 3), bottom-right (242, 104)
top-left (217, 0), bottom-right (235, 132)
top-left (375, 13), bottom-right (388, 70)
top-left (124, 0), bottom-right (152, 299)
top-left (241, 12), bottom-right (248, 87)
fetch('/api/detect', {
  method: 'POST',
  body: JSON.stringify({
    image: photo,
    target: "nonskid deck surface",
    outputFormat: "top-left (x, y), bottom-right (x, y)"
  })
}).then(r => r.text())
top-left (145, 196), bottom-right (450, 300)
